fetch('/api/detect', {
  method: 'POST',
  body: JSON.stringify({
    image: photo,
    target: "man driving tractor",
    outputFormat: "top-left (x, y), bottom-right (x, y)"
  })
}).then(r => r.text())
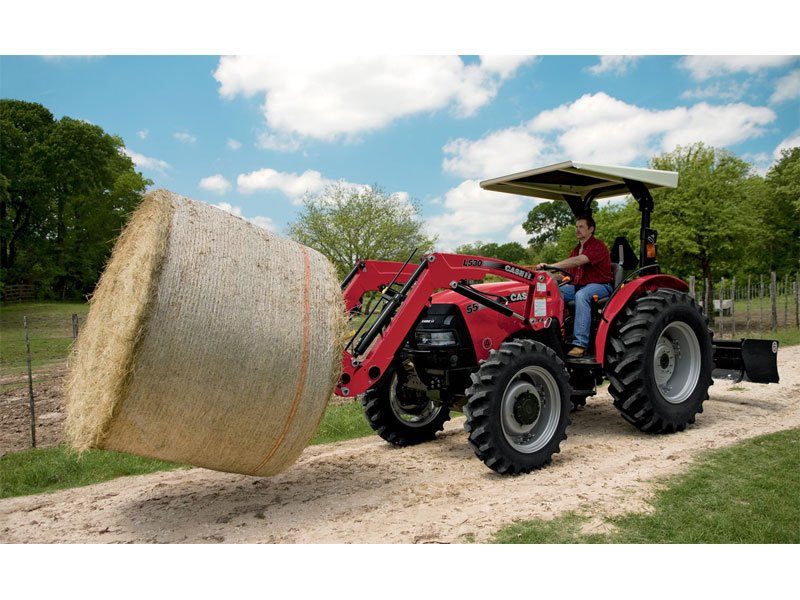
top-left (535, 213), bottom-right (612, 358)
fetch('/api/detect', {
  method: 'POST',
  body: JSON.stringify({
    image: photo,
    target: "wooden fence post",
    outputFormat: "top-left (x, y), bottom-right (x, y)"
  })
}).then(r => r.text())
top-left (719, 277), bottom-right (725, 337)
top-left (784, 274), bottom-right (790, 328)
top-left (759, 274), bottom-right (764, 331)
top-left (770, 271), bottom-right (778, 332)
top-left (731, 276), bottom-right (736, 336)
top-left (746, 275), bottom-right (751, 335)
top-left (795, 275), bottom-right (800, 330)
top-left (704, 278), bottom-right (711, 323)
top-left (24, 316), bottom-right (36, 448)
top-left (688, 276), bottom-right (696, 299)
top-left (71, 313), bottom-right (79, 339)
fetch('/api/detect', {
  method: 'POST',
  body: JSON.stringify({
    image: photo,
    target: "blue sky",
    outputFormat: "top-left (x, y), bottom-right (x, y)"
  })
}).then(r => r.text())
top-left (2, 55), bottom-right (798, 249)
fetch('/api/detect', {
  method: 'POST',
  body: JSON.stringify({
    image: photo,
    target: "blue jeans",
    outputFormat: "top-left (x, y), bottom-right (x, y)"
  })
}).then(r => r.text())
top-left (560, 283), bottom-right (613, 349)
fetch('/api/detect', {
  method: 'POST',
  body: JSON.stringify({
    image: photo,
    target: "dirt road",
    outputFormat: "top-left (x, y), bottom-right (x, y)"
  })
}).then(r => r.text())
top-left (2, 346), bottom-right (798, 543)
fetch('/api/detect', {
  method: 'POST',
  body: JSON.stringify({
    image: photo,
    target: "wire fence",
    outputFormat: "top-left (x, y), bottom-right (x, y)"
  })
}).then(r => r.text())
top-left (1, 313), bottom-right (85, 450)
top-left (688, 272), bottom-right (800, 338)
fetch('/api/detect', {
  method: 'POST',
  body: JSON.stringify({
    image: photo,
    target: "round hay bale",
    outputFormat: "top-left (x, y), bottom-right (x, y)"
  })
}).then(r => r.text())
top-left (65, 189), bottom-right (346, 476)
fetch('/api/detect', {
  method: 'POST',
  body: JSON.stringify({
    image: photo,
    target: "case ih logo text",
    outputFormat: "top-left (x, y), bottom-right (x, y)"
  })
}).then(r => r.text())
top-left (504, 265), bottom-right (533, 280)
top-left (507, 292), bottom-right (528, 302)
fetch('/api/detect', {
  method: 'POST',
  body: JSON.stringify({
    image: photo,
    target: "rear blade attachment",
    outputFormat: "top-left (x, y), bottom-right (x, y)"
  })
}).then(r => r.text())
top-left (712, 338), bottom-right (780, 384)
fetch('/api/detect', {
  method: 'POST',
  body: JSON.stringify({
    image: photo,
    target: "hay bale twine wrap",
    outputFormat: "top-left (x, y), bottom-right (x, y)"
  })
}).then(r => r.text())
top-left (65, 189), bottom-right (346, 476)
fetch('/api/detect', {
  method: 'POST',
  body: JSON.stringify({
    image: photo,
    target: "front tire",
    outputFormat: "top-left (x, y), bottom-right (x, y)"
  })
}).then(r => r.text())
top-left (464, 340), bottom-right (572, 475)
top-left (604, 288), bottom-right (713, 433)
top-left (361, 370), bottom-right (450, 446)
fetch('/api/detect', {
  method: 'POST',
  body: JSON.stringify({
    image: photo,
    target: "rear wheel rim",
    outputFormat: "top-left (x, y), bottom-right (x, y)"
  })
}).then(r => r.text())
top-left (500, 366), bottom-right (561, 453)
top-left (389, 375), bottom-right (443, 427)
top-left (653, 321), bottom-right (701, 404)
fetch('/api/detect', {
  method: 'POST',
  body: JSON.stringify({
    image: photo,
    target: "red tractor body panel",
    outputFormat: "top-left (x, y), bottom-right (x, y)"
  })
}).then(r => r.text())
top-left (433, 279), bottom-right (564, 361)
top-left (593, 274), bottom-right (688, 365)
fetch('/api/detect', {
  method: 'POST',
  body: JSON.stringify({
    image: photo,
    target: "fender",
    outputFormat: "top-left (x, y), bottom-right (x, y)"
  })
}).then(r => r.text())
top-left (594, 274), bottom-right (689, 366)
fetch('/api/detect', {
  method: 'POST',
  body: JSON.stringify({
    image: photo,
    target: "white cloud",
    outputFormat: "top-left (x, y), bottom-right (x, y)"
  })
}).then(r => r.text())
top-left (774, 132), bottom-right (800, 159)
top-left (212, 202), bottom-right (276, 232)
top-left (248, 216), bottom-right (277, 231)
top-left (680, 55), bottom-right (796, 80)
top-left (741, 152), bottom-right (773, 176)
top-left (214, 55), bottom-right (533, 141)
top-left (121, 148), bottom-right (170, 175)
top-left (443, 128), bottom-right (550, 179)
top-left (137, 129), bottom-right (148, 139)
top-left (588, 55), bottom-right (639, 75)
top-left (444, 93), bottom-right (776, 176)
top-left (199, 174), bottom-right (231, 195)
top-left (213, 202), bottom-right (243, 217)
top-left (173, 131), bottom-right (197, 144)
top-left (427, 180), bottom-right (532, 250)
top-left (680, 81), bottom-right (750, 102)
top-left (256, 131), bottom-right (301, 152)
top-left (507, 224), bottom-right (531, 245)
top-left (770, 69), bottom-right (800, 104)
top-left (236, 167), bottom-right (368, 204)
top-left (227, 138), bottom-right (242, 150)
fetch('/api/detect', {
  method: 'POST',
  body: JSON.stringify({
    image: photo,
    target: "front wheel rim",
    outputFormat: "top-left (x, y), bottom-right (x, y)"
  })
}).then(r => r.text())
top-left (653, 321), bottom-right (701, 404)
top-left (388, 375), bottom-right (443, 427)
top-left (500, 366), bottom-right (562, 453)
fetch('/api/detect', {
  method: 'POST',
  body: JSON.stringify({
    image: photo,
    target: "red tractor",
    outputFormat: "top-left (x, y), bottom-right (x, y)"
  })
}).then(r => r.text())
top-left (335, 161), bottom-right (779, 474)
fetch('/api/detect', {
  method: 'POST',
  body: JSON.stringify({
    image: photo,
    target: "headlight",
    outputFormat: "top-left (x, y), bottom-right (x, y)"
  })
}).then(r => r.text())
top-left (415, 330), bottom-right (457, 348)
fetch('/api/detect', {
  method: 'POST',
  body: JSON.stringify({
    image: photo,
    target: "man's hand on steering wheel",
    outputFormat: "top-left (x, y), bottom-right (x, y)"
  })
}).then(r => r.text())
top-left (535, 263), bottom-right (573, 285)
top-left (535, 263), bottom-right (572, 277)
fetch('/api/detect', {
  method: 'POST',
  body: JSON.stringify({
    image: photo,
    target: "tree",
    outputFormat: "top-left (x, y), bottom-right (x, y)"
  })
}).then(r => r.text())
top-left (0, 100), bottom-right (54, 283)
top-left (288, 183), bottom-right (436, 279)
top-left (1, 99), bottom-right (151, 298)
top-left (760, 147), bottom-right (800, 274)
top-left (454, 241), bottom-right (530, 264)
top-left (521, 201), bottom-right (574, 249)
top-left (649, 143), bottom-right (754, 315)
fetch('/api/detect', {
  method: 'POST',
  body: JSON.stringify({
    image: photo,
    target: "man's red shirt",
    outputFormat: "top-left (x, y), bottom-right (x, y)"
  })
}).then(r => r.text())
top-left (568, 235), bottom-right (612, 286)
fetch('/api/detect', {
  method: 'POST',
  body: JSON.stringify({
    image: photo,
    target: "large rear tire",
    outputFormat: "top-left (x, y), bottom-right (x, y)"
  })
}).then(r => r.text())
top-left (361, 370), bottom-right (450, 446)
top-left (604, 288), bottom-right (713, 433)
top-left (464, 339), bottom-right (572, 474)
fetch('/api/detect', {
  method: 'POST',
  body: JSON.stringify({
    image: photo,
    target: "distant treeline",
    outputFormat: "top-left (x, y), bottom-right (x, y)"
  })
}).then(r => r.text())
top-left (1, 99), bottom-right (150, 300)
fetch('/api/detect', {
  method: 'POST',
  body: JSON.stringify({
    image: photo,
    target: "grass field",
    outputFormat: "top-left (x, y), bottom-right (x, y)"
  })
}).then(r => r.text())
top-left (311, 400), bottom-right (373, 445)
top-left (0, 447), bottom-right (181, 499)
top-left (493, 428), bottom-right (800, 544)
top-left (0, 302), bottom-right (89, 376)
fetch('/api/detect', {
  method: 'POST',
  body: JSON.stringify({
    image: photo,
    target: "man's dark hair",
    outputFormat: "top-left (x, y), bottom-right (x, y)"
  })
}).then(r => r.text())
top-left (576, 213), bottom-right (596, 232)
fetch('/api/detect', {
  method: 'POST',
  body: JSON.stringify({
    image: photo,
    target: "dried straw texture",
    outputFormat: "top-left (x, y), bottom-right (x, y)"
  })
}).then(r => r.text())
top-left (66, 190), bottom-right (346, 476)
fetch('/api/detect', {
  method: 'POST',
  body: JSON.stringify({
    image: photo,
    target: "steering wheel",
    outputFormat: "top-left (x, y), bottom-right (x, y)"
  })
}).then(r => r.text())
top-left (537, 264), bottom-right (574, 287)
top-left (539, 264), bottom-right (573, 278)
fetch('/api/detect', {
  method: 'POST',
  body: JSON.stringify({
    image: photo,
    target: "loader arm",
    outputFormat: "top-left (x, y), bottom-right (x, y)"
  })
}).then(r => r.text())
top-left (337, 253), bottom-right (562, 397)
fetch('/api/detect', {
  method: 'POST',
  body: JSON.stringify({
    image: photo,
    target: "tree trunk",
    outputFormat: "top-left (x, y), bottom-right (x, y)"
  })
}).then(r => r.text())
top-left (701, 257), bottom-right (714, 326)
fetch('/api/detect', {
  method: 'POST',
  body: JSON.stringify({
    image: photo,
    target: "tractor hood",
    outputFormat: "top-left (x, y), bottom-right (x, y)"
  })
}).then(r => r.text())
top-left (479, 161), bottom-right (678, 202)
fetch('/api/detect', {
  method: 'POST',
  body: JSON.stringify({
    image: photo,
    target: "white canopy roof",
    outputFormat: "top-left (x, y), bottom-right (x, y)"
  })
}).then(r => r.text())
top-left (480, 161), bottom-right (679, 201)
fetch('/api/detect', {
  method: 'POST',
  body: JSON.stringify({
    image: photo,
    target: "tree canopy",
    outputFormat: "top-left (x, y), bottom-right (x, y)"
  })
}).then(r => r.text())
top-left (1, 99), bottom-right (151, 299)
top-left (287, 183), bottom-right (436, 279)
top-left (521, 201), bottom-right (574, 250)
top-left (454, 241), bottom-right (530, 264)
